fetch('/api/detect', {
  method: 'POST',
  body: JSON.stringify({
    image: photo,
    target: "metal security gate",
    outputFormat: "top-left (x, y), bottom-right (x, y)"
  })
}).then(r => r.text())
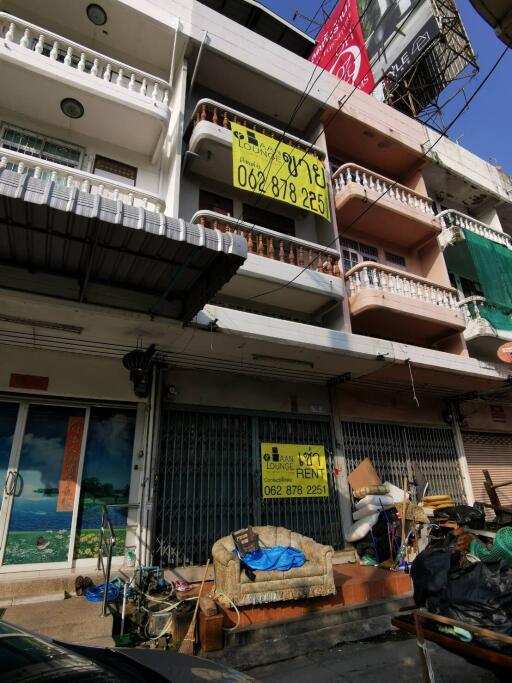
top-left (340, 420), bottom-right (466, 503)
top-left (154, 407), bottom-right (343, 567)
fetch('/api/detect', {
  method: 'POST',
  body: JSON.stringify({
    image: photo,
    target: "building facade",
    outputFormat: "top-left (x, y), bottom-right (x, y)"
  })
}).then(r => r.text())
top-left (0, 0), bottom-right (511, 578)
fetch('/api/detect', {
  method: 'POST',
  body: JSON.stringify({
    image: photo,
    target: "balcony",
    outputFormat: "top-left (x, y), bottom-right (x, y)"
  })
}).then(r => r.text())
top-left (0, 148), bottom-right (164, 212)
top-left (191, 210), bottom-right (344, 319)
top-left (185, 99), bottom-right (324, 186)
top-left (438, 209), bottom-right (512, 250)
top-left (346, 262), bottom-right (465, 345)
top-left (0, 13), bottom-right (170, 156)
top-left (458, 296), bottom-right (512, 360)
top-left (332, 164), bottom-right (440, 249)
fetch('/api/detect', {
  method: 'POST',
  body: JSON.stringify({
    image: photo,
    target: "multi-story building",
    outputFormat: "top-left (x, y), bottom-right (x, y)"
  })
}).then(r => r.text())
top-left (0, 0), bottom-right (510, 579)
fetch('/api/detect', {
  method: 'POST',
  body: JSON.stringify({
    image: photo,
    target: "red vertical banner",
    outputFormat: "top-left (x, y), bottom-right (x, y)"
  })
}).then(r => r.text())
top-left (308, 0), bottom-right (375, 94)
top-left (57, 416), bottom-right (85, 512)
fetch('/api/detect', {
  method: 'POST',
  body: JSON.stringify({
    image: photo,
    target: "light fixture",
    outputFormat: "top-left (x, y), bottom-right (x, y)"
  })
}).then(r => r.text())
top-left (122, 344), bottom-right (156, 398)
top-left (87, 3), bottom-right (107, 26)
top-left (60, 98), bottom-right (84, 119)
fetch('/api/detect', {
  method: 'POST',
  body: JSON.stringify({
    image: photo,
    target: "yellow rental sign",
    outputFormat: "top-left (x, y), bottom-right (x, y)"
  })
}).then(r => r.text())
top-left (231, 122), bottom-right (330, 221)
top-left (260, 443), bottom-right (329, 499)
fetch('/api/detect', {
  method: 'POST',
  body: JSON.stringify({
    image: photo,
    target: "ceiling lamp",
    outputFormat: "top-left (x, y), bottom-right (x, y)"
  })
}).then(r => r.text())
top-left (87, 4), bottom-right (108, 26)
top-left (60, 98), bottom-right (85, 119)
top-left (122, 344), bottom-right (156, 398)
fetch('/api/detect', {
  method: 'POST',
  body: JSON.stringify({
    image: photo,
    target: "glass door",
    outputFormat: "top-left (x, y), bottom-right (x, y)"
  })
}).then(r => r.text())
top-left (0, 404), bottom-right (88, 568)
top-left (0, 402), bottom-right (21, 544)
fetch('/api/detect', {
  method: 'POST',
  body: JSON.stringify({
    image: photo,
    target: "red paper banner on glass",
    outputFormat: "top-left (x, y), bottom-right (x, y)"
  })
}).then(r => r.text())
top-left (308, 0), bottom-right (375, 94)
top-left (57, 416), bottom-right (85, 512)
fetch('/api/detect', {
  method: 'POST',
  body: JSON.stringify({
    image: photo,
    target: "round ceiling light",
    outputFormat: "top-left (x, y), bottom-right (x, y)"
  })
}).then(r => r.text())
top-left (86, 3), bottom-right (107, 26)
top-left (60, 98), bottom-right (85, 119)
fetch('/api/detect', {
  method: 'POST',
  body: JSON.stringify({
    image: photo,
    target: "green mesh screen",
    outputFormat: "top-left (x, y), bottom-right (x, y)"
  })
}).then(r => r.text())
top-left (480, 304), bottom-right (512, 331)
top-left (463, 229), bottom-right (512, 330)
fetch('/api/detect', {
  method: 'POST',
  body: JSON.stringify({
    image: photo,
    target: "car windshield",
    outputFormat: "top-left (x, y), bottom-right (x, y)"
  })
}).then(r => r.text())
top-left (0, 632), bottom-right (138, 683)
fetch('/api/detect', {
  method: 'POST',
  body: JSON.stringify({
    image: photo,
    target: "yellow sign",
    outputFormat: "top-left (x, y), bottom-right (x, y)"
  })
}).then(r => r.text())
top-left (231, 122), bottom-right (330, 221)
top-left (261, 443), bottom-right (329, 499)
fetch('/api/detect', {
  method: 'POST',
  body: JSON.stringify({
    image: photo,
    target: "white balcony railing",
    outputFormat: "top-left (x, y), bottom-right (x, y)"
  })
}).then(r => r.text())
top-left (0, 148), bottom-right (164, 212)
top-left (189, 99), bottom-right (324, 158)
top-left (346, 262), bottom-right (460, 311)
top-left (437, 209), bottom-right (512, 250)
top-left (332, 163), bottom-right (436, 217)
top-left (0, 12), bottom-right (170, 105)
top-left (191, 210), bottom-right (341, 276)
top-left (457, 296), bottom-right (498, 339)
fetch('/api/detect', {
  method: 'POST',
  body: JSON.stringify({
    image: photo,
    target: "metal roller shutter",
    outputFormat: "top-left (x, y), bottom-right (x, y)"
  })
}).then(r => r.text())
top-left (462, 432), bottom-right (512, 510)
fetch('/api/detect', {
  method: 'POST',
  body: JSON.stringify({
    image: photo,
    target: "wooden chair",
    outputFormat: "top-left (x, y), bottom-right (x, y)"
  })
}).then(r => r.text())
top-left (476, 469), bottom-right (512, 528)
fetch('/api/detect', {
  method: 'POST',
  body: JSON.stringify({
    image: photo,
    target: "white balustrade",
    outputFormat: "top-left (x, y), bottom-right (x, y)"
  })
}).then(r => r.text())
top-left (0, 148), bottom-right (164, 212)
top-left (346, 262), bottom-right (461, 313)
top-left (332, 163), bottom-right (435, 216)
top-left (437, 209), bottom-right (512, 250)
top-left (0, 12), bottom-right (170, 105)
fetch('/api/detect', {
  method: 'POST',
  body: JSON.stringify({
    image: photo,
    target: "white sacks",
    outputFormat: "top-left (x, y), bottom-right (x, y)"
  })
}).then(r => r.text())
top-left (383, 481), bottom-right (410, 504)
top-left (345, 512), bottom-right (380, 542)
top-left (353, 502), bottom-right (395, 520)
top-left (355, 494), bottom-right (394, 510)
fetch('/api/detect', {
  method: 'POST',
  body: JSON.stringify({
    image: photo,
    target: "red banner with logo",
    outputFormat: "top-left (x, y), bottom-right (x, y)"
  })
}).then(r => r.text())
top-left (57, 416), bottom-right (85, 512)
top-left (308, 0), bottom-right (375, 94)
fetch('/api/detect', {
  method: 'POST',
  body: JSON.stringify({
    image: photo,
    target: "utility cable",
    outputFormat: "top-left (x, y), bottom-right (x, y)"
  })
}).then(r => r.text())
top-left (244, 42), bottom-right (509, 302)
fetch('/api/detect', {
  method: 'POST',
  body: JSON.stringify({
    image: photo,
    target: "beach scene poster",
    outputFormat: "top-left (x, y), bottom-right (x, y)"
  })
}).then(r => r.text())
top-left (0, 402), bottom-right (19, 517)
top-left (3, 405), bottom-right (86, 565)
top-left (74, 407), bottom-right (135, 560)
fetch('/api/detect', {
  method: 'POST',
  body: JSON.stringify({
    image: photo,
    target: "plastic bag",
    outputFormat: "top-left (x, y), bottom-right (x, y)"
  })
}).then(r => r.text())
top-left (411, 542), bottom-right (459, 606)
top-left (433, 505), bottom-right (485, 528)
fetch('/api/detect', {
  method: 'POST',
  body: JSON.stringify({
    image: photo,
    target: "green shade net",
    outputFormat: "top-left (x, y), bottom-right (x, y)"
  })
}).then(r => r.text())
top-left (463, 229), bottom-right (512, 331)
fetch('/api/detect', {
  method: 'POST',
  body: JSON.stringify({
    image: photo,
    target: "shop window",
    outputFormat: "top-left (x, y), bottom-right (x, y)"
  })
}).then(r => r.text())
top-left (0, 123), bottom-right (83, 168)
top-left (243, 204), bottom-right (295, 236)
top-left (93, 155), bottom-right (137, 186)
top-left (199, 189), bottom-right (233, 215)
top-left (74, 407), bottom-right (136, 560)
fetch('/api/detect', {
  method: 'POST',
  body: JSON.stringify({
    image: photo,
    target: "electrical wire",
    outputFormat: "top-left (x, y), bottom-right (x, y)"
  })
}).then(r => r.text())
top-left (244, 42), bottom-right (510, 303)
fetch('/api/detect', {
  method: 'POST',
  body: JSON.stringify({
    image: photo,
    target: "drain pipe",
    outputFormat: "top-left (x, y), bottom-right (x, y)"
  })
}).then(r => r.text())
top-left (186, 30), bottom-right (208, 106)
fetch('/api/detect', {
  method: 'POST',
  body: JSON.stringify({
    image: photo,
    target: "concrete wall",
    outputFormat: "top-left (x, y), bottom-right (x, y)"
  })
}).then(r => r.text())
top-left (460, 401), bottom-right (512, 433)
top-left (165, 368), bottom-right (331, 415)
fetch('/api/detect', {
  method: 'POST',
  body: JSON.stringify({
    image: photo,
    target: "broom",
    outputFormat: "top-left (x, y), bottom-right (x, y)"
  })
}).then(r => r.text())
top-left (179, 558), bottom-right (210, 655)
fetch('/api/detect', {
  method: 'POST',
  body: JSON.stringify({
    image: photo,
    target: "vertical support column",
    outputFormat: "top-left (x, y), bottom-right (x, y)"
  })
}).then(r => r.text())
top-left (328, 384), bottom-right (353, 542)
top-left (450, 401), bottom-right (474, 505)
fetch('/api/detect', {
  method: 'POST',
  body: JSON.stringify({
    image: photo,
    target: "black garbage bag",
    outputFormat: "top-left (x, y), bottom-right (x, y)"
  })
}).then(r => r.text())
top-left (433, 504), bottom-right (486, 529)
top-left (354, 508), bottom-right (400, 563)
top-left (431, 560), bottom-right (512, 652)
top-left (410, 542), bottom-right (460, 606)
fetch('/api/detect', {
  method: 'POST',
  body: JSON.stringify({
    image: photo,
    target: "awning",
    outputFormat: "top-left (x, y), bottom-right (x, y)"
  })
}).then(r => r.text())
top-left (0, 169), bottom-right (247, 320)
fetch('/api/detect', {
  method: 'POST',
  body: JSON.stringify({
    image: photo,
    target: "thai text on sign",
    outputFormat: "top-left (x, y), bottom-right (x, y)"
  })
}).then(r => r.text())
top-left (231, 122), bottom-right (330, 221)
top-left (261, 443), bottom-right (329, 499)
top-left (57, 416), bottom-right (84, 512)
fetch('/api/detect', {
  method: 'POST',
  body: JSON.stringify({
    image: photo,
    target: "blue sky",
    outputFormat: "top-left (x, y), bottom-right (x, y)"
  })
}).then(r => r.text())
top-left (264, 1), bottom-right (512, 173)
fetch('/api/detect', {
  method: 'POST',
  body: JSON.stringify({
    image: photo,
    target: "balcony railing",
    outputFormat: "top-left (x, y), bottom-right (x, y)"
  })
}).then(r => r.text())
top-left (191, 210), bottom-right (341, 276)
top-left (189, 99), bottom-right (324, 157)
top-left (437, 209), bottom-right (512, 250)
top-left (332, 163), bottom-right (436, 216)
top-left (0, 12), bottom-right (170, 105)
top-left (457, 296), bottom-right (498, 339)
top-left (0, 148), bottom-right (164, 212)
top-left (346, 262), bottom-right (460, 311)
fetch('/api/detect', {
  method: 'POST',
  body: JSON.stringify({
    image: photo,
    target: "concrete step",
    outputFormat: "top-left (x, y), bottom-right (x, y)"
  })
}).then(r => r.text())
top-left (3, 596), bottom-right (114, 646)
top-left (206, 594), bottom-right (412, 671)
top-left (332, 548), bottom-right (358, 564)
top-left (0, 570), bottom-right (105, 604)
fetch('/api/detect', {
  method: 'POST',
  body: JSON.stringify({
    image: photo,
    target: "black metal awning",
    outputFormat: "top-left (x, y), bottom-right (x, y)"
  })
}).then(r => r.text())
top-left (0, 169), bottom-right (247, 320)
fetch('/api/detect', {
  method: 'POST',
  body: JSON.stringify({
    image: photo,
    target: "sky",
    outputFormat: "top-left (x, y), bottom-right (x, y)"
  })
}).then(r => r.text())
top-left (263, 0), bottom-right (512, 174)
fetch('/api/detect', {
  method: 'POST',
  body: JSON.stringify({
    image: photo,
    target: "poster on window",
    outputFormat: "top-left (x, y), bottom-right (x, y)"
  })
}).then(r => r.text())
top-left (261, 443), bottom-right (329, 498)
top-left (231, 122), bottom-right (330, 221)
